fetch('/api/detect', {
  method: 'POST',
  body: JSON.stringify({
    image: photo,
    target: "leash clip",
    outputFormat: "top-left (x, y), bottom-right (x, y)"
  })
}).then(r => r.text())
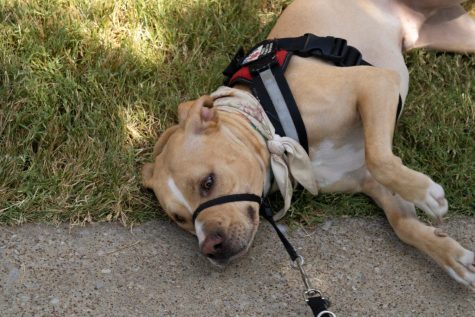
top-left (291, 255), bottom-right (336, 317)
top-left (260, 199), bottom-right (336, 316)
top-left (291, 256), bottom-right (322, 300)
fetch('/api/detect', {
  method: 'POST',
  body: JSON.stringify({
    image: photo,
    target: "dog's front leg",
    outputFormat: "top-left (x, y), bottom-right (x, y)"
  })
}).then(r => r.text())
top-left (362, 175), bottom-right (475, 288)
top-left (355, 67), bottom-right (448, 220)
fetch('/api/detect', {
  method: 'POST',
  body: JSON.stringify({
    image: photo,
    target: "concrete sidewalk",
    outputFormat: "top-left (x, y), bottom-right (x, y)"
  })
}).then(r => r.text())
top-left (1, 217), bottom-right (474, 316)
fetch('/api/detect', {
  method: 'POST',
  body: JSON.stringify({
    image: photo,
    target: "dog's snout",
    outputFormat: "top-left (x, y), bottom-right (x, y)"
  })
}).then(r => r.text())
top-left (201, 232), bottom-right (226, 258)
top-left (196, 214), bottom-right (257, 265)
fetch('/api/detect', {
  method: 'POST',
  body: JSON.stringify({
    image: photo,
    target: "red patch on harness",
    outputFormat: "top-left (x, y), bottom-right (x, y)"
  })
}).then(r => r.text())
top-left (229, 50), bottom-right (289, 85)
top-left (243, 47), bottom-right (263, 64)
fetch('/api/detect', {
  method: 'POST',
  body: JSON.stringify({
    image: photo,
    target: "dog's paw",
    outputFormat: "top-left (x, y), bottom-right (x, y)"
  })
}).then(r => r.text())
top-left (445, 249), bottom-right (475, 289)
top-left (414, 180), bottom-right (448, 219)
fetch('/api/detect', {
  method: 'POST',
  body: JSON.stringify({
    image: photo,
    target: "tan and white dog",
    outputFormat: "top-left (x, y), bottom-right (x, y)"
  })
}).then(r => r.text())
top-left (142, 0), bottom-right (475, 287)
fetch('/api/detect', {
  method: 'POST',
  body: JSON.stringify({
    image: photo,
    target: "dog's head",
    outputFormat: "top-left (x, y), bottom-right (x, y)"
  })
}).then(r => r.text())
top-left (142, 95), bottom-right (270, 265)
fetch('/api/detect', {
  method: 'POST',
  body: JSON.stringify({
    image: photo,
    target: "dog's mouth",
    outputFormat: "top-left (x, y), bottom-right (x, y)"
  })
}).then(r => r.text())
top-left (203, 221), bottom-right (259, 267)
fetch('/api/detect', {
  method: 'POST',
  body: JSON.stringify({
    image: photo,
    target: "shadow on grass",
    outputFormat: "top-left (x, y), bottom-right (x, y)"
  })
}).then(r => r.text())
top-left (0, 0), bottom-right (290, 225)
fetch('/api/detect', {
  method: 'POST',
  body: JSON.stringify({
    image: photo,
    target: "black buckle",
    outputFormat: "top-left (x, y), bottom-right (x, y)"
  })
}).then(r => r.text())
top-left (300, 33), bottom-right (358, 66)
top-left (340, 45), bottom-right (362, 66)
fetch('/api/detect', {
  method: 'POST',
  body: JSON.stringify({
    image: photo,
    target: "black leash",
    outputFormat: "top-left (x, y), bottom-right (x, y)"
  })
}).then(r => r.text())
top-left (194, 194), bottom-right (336, 317)
top-left (260, 199), bottom-right (335, 317)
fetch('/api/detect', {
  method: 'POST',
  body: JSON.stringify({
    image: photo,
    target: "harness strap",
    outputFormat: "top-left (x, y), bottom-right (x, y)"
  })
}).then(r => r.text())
top-left (253, 66), bottom-right (309, 150)
top-left (276, 34), bottom-right (371, 67)
top-left (252, 71), bottom-right (286, 137)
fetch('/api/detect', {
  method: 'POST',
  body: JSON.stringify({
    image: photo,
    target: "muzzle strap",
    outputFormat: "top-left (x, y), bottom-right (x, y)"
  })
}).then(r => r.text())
top-left (192, 193), bottom-right (262, 224)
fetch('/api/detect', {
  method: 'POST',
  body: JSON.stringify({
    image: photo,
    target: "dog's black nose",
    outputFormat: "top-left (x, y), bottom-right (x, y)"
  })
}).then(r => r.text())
top-left (201, 232), bottom-right (228, 259)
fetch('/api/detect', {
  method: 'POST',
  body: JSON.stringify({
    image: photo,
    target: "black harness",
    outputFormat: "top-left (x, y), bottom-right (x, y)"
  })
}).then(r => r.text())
top-left (193, 33), bottom-right (403, 316)
top-left (222, 33), bottom-right (402, 153)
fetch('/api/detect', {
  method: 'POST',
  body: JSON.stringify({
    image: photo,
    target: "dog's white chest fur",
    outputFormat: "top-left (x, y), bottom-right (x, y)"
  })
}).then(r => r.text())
top-left (310, 137), bottom-right (365, 189)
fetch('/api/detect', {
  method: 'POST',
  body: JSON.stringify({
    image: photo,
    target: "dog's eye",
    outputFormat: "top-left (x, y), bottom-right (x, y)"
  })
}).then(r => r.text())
top-left (200, 173), bottom-right (215, 195)
top-left (173, 213), bottom-right (186, 224)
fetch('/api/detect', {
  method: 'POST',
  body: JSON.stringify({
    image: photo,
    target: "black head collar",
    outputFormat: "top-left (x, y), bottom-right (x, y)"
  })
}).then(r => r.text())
top-left (192, 193), bottom-right (262, 224)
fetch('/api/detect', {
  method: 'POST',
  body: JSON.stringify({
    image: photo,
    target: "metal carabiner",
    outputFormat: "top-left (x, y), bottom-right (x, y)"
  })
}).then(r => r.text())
top-left (291, 255), bottom-right (315, 294)
top-left (291, 256), bottom-right (336, 316)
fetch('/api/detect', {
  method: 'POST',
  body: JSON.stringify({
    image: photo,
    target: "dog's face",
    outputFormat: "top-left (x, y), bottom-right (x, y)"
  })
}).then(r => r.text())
top-left (142, 96), bottom-right (269, 265)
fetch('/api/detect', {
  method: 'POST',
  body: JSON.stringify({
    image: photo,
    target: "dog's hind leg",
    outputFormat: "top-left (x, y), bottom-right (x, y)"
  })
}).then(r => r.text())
top-left (362, 175), bottom-right (475, 288)
top-left (396, 1), bottom-right (475, 52)
top-left (415, 4), bottom-right (475, 52)
top-left (354, 67), bottom-right (448, 220)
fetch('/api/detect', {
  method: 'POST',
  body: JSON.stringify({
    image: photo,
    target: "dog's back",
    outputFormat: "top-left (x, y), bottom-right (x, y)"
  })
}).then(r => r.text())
top-left (269, 0), bottom-right (475, 99)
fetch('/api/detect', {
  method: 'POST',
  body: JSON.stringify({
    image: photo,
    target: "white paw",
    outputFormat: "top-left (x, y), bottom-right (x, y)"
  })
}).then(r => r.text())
top-left (415, 181), bottom-right (448, 219)
top-left (445, 250), bottom-right (475, 288)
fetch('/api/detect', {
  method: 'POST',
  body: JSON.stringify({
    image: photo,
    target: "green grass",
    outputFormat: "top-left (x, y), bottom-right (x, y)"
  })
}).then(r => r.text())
top-left (0, 0), bottom-right (474, 225)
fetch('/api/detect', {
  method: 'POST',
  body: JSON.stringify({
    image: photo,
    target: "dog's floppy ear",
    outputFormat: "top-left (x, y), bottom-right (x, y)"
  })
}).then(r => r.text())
top-left (142, 125), bottom-right (179, 189)
top-left (151, 125), bottom-right (179, 158)
top-left (178, 100), bottom-right (195, 124)
top-left (141, 163), bottom-right (156, 189)
top-left (178, 96), bottom-right (219, 133)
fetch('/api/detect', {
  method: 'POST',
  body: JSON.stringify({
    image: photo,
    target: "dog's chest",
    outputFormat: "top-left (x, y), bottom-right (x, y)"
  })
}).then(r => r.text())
top-left (309, 137), bottom-right (366, 190)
